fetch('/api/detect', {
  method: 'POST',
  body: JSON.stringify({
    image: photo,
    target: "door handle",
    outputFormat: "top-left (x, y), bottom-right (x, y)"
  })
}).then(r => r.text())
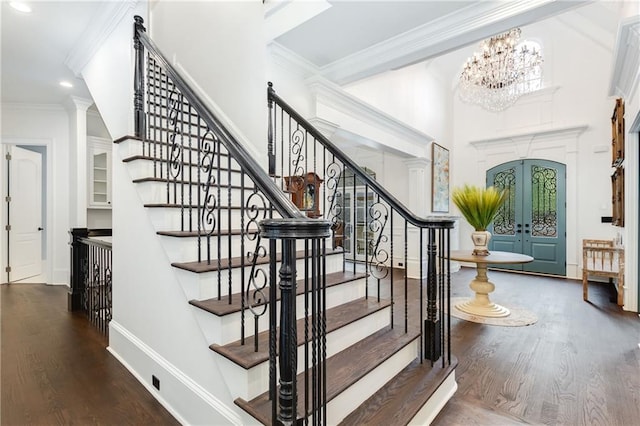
top-left (525, 230), bottom-right (530, 234)
top-left (38, 227), bottom-right (43, 231)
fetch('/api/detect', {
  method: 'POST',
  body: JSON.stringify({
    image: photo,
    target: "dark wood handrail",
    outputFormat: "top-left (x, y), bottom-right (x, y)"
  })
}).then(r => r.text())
top-left (134, 20), bottom-right (307, 221)
top-left (268, 83), bottom-right (455, 229)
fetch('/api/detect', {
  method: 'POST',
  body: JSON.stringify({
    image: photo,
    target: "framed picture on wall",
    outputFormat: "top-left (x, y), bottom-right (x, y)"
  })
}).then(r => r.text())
top-left (431, 142), bottom-right (449, 213)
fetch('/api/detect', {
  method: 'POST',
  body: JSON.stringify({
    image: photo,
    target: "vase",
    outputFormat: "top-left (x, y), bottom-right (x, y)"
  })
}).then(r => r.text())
top-left (471, 230), bottom-right (491, 256)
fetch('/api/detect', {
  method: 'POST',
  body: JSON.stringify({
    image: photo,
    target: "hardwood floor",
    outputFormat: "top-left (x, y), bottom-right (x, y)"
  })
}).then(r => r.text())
top-left (432, 267), bottom-right (640, 426)
top-left (1, 283), bottom-right (179, 426)
top-left (1, 268), bottom-right (638, 426)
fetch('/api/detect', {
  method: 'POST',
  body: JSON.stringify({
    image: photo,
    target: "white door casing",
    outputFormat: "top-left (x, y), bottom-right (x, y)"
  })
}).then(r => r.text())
top-left (8, 146), bottom-right (43, 282)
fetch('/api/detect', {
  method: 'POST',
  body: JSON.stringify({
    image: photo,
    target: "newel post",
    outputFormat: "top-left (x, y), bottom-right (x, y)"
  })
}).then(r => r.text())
top-left (68, 228), bottom-right (89, 311)
top-left (260, 217), bottom-right (331, 425)
top-left (133, 15), bottom-right (146, 139)
top-left (424, 227), bottom-right (441, 362)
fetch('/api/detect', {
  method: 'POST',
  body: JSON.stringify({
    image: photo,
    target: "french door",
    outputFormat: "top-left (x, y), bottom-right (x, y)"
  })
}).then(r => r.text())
top-left (343, 188), bottom-right (375, 262)
top-left (487, 159), bottom-right (566, 275)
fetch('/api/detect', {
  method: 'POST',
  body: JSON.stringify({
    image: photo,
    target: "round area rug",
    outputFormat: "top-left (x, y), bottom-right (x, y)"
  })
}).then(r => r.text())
top-left (450, 297), bottom-right (538, 326)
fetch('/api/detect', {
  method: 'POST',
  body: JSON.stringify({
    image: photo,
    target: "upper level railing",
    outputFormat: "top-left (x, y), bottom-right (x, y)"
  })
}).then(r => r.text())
top-left (268, 82), bottom-right (456, 365)
top-left (69, 228), bottom-right (113, 337)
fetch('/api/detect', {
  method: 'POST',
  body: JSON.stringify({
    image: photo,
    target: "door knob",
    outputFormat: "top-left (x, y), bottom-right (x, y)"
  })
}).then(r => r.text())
top-left (38, 227), bottom-right (43, 231)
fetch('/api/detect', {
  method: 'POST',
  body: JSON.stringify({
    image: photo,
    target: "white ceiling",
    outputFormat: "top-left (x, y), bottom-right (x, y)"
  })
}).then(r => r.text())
top-left (275, 1), bottom-right (476, 67)
top-left (1, 1), bottom-right (99, 104)
top-left (0, 0), bottom-right (626, 106)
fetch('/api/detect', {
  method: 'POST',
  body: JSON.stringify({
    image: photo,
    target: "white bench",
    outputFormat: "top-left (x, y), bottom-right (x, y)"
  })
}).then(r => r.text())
top-left (582, 239), bottom-right (625, 306)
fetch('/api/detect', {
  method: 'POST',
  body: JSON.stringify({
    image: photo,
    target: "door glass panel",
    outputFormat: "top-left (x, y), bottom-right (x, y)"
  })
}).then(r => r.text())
top-left (492, 167), bottom-right (516, 236)
top-left (343, 193), bottom-right (352, 254)
top-left (530, 165), bottom-right (558, 237)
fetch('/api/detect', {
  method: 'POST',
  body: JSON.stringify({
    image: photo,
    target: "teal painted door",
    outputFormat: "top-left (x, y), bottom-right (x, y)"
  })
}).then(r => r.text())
top-left (487, 159), bottom-right (566, 275)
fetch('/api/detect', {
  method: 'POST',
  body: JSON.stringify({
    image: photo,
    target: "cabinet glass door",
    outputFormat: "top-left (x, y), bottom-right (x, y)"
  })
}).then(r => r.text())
top-left (92, 152), bottom-right (108, 204)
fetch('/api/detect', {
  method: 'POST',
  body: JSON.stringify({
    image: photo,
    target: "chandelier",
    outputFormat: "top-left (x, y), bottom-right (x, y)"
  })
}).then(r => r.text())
top-left (459, 28), bottom-right (543, 112)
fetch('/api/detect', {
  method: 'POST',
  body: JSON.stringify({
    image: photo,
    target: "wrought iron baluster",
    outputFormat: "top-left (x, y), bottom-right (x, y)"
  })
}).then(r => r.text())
top-left (216, 137), bottom-right (222, 296)
top-left (404, 221), bottom-right (408, 333)
top-left (420, 228), bottom-right (424, 363)
top-left (227, 153), bottom-right (232, 304)
top-left (240, 172), bottom-right (246, 345)
top-left (267, 82), bottom-right (275, 177)
top-left (188, 105), bottom-right (194, 232)
top-left (390, 210), bottom-right (394, 329)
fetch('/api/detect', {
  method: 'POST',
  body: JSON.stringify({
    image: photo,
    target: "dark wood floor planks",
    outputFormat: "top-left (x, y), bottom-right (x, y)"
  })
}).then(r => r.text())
top-left (1, 267), bottom-right (638, 426)
top-left (1, 283), bottom-right (179, 426)
top-left (433, 267), bottom-right (640, 426)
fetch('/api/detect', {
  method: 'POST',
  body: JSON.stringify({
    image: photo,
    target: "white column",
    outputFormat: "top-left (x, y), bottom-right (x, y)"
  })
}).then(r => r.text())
top-left (403, 158), bottom-right (430, 279)
top-left (65, 96), bottom-right (93, 228)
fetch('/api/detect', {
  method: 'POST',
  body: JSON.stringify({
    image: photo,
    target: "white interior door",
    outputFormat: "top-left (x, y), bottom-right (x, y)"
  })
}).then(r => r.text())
top-left (9, 146), bottom-right (42, 282)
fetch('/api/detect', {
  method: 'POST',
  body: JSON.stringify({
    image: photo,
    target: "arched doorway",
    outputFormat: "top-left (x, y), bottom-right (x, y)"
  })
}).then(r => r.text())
top-left (487, 159), bottom-right (566, 275)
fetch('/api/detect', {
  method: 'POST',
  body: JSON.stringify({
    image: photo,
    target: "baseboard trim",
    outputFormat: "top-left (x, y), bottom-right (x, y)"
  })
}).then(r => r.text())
top-left (108, 320), bottom-right (243, 425)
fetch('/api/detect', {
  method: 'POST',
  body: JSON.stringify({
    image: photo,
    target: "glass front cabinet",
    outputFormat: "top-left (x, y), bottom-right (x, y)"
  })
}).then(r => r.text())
top-left (88, 137), bottom-right (112, 208)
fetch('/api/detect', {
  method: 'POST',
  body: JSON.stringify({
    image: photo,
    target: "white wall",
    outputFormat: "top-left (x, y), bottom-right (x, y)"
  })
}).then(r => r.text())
top-left (343, 60), bottom-right (453, 150)
top-left (0, 105), bottom-right (71, 284)
top-left (150, 1), bottom-right (268, 165)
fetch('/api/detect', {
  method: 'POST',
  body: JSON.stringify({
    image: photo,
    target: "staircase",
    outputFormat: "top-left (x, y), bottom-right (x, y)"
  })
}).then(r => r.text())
top-left (107, 16), bottom-right (457, 425)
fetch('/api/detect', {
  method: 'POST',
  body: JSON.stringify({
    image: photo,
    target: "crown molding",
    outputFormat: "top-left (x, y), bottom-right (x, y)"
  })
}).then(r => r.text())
top-left (264, 0), bottom-right (331, 41)
top-left (469, 124), bottom-right (588, 148)
top-left (64, 96), bottom-right (93, 112)
top-left (306, 76), bottom-right (434, 149)
top-left (317, 0), bottom-right (589, 85)
top-left (65, 0), bottom-right (139, 76)
top-left (268, 42), bottom-right (319, 79)
top-left (2, 103), bottom-right (66, 112)
top-left (609, 15), bottom-right (640, 99)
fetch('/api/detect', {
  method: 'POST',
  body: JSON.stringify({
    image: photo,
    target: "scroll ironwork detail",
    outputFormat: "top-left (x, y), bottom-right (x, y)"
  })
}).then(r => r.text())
top-left (531, 165), bottom-right (558, 237)
top-left (492, 167), bottom-right (516, 236)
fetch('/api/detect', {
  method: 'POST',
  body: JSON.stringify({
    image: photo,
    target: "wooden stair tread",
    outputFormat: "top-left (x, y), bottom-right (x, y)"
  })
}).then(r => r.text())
top-left (118, 135), bottom-right (232, 156)
top-left (235, 326), bottom-right (420, 424)
top-left (122, 154), bottom-right (232, 166)
top-left (212, 296), bottom-right (390, 369)
top-left (339, 356), bottom-right (458, 425)
top-left (144, 203), bottom-right (264, 210)
top-left (133, 176), bottom-right (254, 190)
top-left (189, 271), bottom-right (366, 316)
top-left (157, 229), bottom-right (258, 238)
top-left (172, 247), bottom-right (343, 273)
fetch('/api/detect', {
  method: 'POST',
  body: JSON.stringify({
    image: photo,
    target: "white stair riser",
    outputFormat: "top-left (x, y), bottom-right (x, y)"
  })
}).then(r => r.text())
top-left (128, 160), bottom-right (246, 187)
top-left (136, 180), bottom-right (249, 206)
top-left (217, 304), bottom-right (391, 401)
top-left (190, 276), bottom-right (367, 346)
top-left (175, 252), bottom-right (345, 300)
top-left (147, 207), bottom-right (277, 233)
top-left (162, 232), bottom-right (341, 268)
top-left (119, 137), bottom-right (230, 160)
top-left (160, 234), bottom-right (260, 263)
